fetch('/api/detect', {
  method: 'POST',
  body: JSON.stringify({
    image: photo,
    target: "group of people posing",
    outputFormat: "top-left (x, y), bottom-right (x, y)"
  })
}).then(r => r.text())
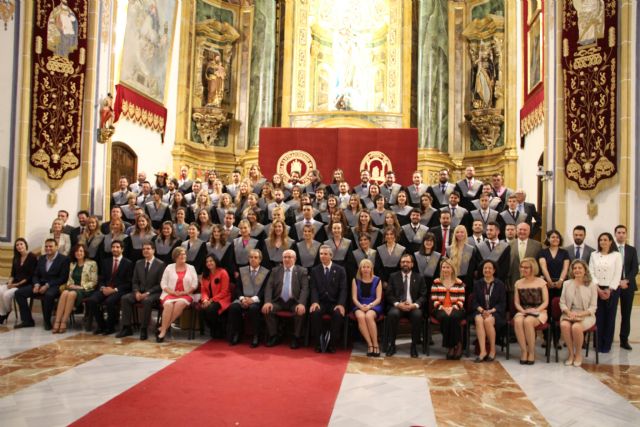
top-left (0, 165), bottom-right (636, 365)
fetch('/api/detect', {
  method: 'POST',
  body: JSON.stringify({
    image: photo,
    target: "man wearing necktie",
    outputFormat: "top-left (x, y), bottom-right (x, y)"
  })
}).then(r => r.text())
top-left (110, 176), bottom-right (130, 209)
top-left (564, 225), bottom-right (595, 264)
top-left (385, 254), bottom-right (427, 358)
top-left (117, 242), bottom-right (166, 340)
top-left (615, 225), bottom-right (638, 350)
top-left (85, 240), bottom-right (133, 335)
top-left (309, 246), bottom-right (347, 353)
top-left (262, 250), bottom-right (309, 349)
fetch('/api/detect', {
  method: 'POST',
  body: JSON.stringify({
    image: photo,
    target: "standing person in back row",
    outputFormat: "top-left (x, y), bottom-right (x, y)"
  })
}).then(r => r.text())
top-left (614, 225), bottom-right (638, 351)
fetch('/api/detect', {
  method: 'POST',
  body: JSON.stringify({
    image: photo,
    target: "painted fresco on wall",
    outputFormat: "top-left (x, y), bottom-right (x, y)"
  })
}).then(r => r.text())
top-left (119, 0), bottom-right (177, 104)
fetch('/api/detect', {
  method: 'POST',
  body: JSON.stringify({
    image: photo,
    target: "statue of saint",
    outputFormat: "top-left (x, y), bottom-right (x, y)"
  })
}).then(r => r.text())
top-left (573, 0), bottom-right (605, 46)
top-left (47, 0), bottom-right (78, 57)
top-left (205, 53), bottom-right (226, 107)
top-left (473, 42), bottom-right (496, 109)
top-left (100, 93), bottom-right (114, 129)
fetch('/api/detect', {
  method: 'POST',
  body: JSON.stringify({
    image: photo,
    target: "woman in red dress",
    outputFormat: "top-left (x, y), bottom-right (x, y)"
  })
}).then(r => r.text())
top-left (157, 247), bottom-right (199, 342)
top-left (200, 254), bottom-right (231, 339)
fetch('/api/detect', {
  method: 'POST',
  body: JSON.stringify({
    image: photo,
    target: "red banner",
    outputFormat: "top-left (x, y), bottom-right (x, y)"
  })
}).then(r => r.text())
top-left (114, 84), bottom-right (167, 141)
top-left (29, 0), bottom-right (88, 185)
top-left (259, 128), bottom-right (418, 185)
top-left (562, 0), bottom-right (617, 190)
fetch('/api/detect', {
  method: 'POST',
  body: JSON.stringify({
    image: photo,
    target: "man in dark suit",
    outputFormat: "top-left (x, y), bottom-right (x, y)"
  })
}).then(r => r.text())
top-left (514, 189), bottom-right (542, 237)
top-left (615, 225), bottom-right (638, 350)
top-left (385, 254), bottom-right (427, 358)
top-left (70, 210), bottom-right (89, 247)
top-left (427, 169), bottom-right (455, 209)
top-left (400, 209), bottom-right (430, 254)
top-left (309, 246), bottom-right (348, 353)
top-left (111, 176), bottom-right (130, 209)
top-left (380, 170), bottom-right (403, 205)
top-left (229, 249), bottom-right (270, 347)
top-left (86, 240), bottom-right (133, 335)
top-left (262, 249), bottom-right (309, 349)
top-left (431, 211), bottom-right (454, 256)
top-left (116, 242), bottom-right (166, 340)
top-left (291, 204), bottom-right (327, 242)
top-left (101, 206), bottom-right (131, 235)
top-left (455, 165), bottom-right (483, 211)
top-left (499, 194), bottom-right (531, 236)
top-left (177, 165), bottom-right (193, 194)
top-left (15, 239), bottom-right (70, 330)
top-left (564, 225), bottom-right (595, 264)
top-left (352, 169), bottom-right (371, 199)
top-left (57, 210), bottom-right (75, 235)
top-left (440, 191), bottom-right (472, 234)
top-left (476, 222), bottom-right (511, 283)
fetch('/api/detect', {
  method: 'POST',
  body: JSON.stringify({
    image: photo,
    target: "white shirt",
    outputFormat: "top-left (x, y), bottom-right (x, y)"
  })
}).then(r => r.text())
top-left (589, 252), bottom-right (622, 290)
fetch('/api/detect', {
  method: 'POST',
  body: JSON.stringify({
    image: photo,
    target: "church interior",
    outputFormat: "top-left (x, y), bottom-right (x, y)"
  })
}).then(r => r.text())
top-left (0, 0), bottom-right (639, 425)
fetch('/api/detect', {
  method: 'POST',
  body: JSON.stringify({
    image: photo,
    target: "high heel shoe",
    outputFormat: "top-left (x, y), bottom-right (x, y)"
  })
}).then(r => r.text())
top-left (366, 346), bottom-right (374, 357)
top-left (59, 322), bottom-right (67, 334)
top-left (52, 321), bottom-right (61, 334)
top-left (373, 347), bottom-right (380, 357)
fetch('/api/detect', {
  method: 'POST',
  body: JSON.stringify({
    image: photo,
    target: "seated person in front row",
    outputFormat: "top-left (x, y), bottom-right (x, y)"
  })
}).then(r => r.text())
top-left (229, 249), bottom-right (270, 347)
top-left (85, 240), bottom-right (133, 335)
top-left (472, 259), bottom-right (506, 362)
top-left (352, 259), bottom-right (383, 357)
top-left (15, 238), bottom-right (70, 330)
top-left (117, 242), bottom-right (167, 340)
top-left (559, 259), bottom-right (597, 368)
top-left (431, 258), bottom-right (466, 360)
top-left (309, 246), bottom-right (347, 353)
top-left (200, 254), bottom-right (231, 339)
top-left (0, 238), bottom-right (37, 325)
top-left (385, 254), bottom-right (427, 358)
top-left (262, 249), bottom-right (309, 349)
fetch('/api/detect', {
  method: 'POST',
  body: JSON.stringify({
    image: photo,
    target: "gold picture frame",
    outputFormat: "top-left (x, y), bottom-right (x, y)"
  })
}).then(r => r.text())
top-left (528, 0), bottom-right (541, 25)
top-left (527, 13), bottom-right (543, 94)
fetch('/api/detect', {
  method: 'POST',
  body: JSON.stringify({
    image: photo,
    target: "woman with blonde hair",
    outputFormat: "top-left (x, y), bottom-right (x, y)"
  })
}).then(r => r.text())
top-left (560, 259), bottom-right (598, 367)
top-left (157, 247), bottom-right (199, 342)
top-left (352, 258), bottom-right (383, 357)
top-left (44, 218), bottom-right (71, 256)
top-left (78, 215), bottom-right (103, 261)
top-left (262, 219), bottom-right (293, 268)
top-left (446, 225), bottom-right (477, 291)
top-left (513, 257), bottom-right (549, 364)
top-left (431, 258), bottom-right (466, 359)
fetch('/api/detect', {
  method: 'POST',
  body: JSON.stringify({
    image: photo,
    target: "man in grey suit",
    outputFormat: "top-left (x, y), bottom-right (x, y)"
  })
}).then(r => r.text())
top-left (564, 225), bottom-right (595, 264)
top-left (262, 249), bottom-right (309, 349)
top-left (116, 242), bottom-right (166, 340)
top-left (508, 223), bottom-right (542, 295)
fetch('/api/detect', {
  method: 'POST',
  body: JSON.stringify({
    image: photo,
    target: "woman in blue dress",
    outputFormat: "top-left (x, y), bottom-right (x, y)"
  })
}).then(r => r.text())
top-left (352, 258), bottom-right (383, 357)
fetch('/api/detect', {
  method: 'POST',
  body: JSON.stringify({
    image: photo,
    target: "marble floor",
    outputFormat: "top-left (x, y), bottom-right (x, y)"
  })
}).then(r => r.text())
top-left (0, 308), bottom-right (639, 426)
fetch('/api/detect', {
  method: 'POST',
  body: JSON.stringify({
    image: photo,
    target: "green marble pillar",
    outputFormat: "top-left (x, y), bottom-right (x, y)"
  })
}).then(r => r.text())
top-left (247, 0), bottom-right (276, 149)
top-left (417, 0), bottom-right (448, 150)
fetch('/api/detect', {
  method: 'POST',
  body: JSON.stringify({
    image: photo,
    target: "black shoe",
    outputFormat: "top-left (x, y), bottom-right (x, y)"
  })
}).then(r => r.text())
top-left (230, 333), bottom-right (240, 346)
top-left (290, 337), bottom-right (300, 349)
top-left (116, 327), bottom-right (133, 338)
top-left (43, 322), bottom-right (52, 331)
top-left (474, 356), bottom-right (484, 363)
top-left (386, 344), bottom-right (396, 357)
top-left (315, 344), bottom-right (322, 353)
top-left (621, 341), bottom-right (633, 351)
top-left (140, 329), bottom-right (148, 341)
top-left (250, 335), bottom-right (260, 348)
top-left (0, 314), bottom-right (7, 324)
top-left (93, 327), bottom-right (104, 335)
top-left (102, 328), bottom-right (115, 336)
top-left (520, 359), bottom-right (527, 365)
top-left (14, 322), bottom-right (35, 329)
top-left (266, 336), bottom-right (278, 347)
top-left (526, 360), bottom-right (535, 365)
top-left (327, 345), bottom-right (336, 354)
top-left (410, 344), bottom-right (418, 358)
top-left (156, 335), bottom-right (165, 343)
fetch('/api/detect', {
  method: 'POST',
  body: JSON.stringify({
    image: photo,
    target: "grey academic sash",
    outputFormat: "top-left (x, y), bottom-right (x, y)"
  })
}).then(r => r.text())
top-left (377, 244), bottom-right (406, 267)
top-left (325, 238), bottom-right (352, 261)
top-left (234, 237), bottom-right (258, 265)
top-left (414, 251), bottom-right (441, 277)
top-left (296, 241), bottom-right (321, 267)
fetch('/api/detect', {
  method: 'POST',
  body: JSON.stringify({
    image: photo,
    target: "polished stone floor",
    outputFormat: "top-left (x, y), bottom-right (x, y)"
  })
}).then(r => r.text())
top-left (0, 308), bottom-right (639, 426)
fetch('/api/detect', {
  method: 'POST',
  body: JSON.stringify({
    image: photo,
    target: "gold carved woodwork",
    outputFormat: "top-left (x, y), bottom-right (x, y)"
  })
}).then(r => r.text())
top-left (192, 107), bottom-right (232, 147)
top-left (462, 15), bottom-right (505, 150)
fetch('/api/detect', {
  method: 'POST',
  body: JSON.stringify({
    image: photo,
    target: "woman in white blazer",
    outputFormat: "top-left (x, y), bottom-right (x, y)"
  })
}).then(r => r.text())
top-left (157, 246), bottom-right (199, 342)
top-left (43, 218), bottom-right (72, 256)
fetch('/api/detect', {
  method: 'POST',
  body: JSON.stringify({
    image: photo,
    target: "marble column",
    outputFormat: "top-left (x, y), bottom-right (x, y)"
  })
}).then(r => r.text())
top-left (247, 0), bottom-right (276, 149)
top-left (417, 0), bottom-right (448, 150)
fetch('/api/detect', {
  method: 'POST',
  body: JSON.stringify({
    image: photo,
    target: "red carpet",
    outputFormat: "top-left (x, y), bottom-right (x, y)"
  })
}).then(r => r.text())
top-left (72, 341), bottom-right (351, 427)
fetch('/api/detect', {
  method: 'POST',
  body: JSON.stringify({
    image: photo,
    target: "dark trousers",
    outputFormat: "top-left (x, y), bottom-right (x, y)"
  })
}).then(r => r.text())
top-left (265, 299), bottom-right (305, 338)
top-left (201, 302), bottom-right (223, 337)
top-left (596, 289), bottom-right (620, 352)
top-left (120, 292), bottom-right (160, 328)
top-left (434, 309), bottom-right (465, 348)
top-left (228, 302), bottom-right (262, 337)
top-left (619, 286), bottom-right (635, 342)
top-left (310, 304), bottom-right (345, 345)
top-left (86, 289), bottom-right (124, 330)
top-left (386, 306), bottom-right (423, 345)
top-left (15, 285), bottom-right (58, 326)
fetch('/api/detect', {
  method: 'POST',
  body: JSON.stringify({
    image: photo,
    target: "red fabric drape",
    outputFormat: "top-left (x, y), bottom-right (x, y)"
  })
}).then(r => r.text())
top-left (114, 84), bottom-right (167, 141)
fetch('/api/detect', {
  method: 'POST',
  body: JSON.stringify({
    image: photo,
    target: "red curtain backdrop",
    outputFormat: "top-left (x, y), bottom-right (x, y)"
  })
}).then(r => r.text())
top-left (114, 84), bottom-right (167, 141)
top-left (259, 128), bottom-right (418, 185)
top-left (562, 1), bottom-right (617, 190)
top-left (29, 0), bottom-right (88, 183)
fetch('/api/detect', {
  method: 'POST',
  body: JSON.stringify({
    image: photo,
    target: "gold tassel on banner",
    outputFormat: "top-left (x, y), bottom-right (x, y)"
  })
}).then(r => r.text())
top-left (47, 189), bottom-right (57, 207)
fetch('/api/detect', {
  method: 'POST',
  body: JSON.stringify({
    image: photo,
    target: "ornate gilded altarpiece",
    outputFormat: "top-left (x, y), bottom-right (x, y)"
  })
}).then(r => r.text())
top-left (280, 0), bottom-right (412, 129)
top-left (172, 0), bottom-right (254, 178)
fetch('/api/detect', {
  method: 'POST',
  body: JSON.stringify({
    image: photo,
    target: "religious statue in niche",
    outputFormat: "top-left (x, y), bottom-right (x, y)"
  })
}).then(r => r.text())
top-left (462, 16), bottom-right (505, 150)
top-left (574, 0), bottom-right (605, 45)
top-left (204, 51), bottom-right (226, 108)
top-left (47, 0), bottom-right (78, 57)
top-left (98, 93), bottom-right (115, 144)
